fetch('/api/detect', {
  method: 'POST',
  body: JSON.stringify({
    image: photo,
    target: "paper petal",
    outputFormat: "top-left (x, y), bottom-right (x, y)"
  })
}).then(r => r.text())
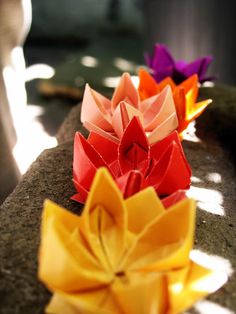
top-left (143, 86), bottom-right (177, 131)
top-left (88, 132), bottom-right (118, 165)
top-left (112, 272), bottom-right (167, 314)
top-left (81, 84), bottom-right (112, 131)
top-left (125, 187), bottom-right (165, 234)
top-left (39, 200), bottom-right (111, 293)
top-left (73, 132), bottom-right (107, 191)
top-left (161, 190), bottom-right (187, 208)
top-left (71, 179), bottom-right (89, 204)
top-left (46, 288), bottom-right (118, 314)
top-left (168, 261), bottom-right (227, 313)
top-left (123, 198), bottom-right (195, 271)
top-left (147, 112), bottom-right (178, 145)
top-left (111, 72), bottom-right (139, 110)
top-left (119, 117), bottom-right (149, 174)
top-left (112, 101), bottom-right (144, 139)
top-left (138, 68), bottom-right (158, 100)
top-left (116, 170), bottom-right (144, 199)
top-left (83, 168), bottom-right (127, 270)
top-left (149, 141), bottom-right (191, 195)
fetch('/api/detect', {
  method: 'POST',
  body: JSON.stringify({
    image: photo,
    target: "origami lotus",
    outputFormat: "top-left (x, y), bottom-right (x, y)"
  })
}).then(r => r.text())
top-left (81, 72), bottom-right (178, 145)
top-left (145, 43), bottom-right (213, 84)
top-left (138, 69), bottom-right (212, 135)
top-left (39, 168), bottom-right (226, 314)
top-left (72, 117), bottom-right (191, 203)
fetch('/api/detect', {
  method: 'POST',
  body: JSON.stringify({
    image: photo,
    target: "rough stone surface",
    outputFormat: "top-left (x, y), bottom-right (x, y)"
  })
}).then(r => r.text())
top-left (199, 85), bottom-right (236, 161)
top-left (0, 86), bottom-right (236, 313)
top-left (0, 141), bottom-right (83, 314)
top-left (56, 104), bottom-right (88, 144)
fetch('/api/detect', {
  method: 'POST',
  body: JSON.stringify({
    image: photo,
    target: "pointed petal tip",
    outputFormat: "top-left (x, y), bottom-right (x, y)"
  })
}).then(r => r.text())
top-left (90, 167), bottom-right (115, 188)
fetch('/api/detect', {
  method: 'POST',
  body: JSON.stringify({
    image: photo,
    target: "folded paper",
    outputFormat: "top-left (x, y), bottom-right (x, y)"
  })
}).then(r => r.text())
top-left (72, 117), bottom-right (191, 203)
top-left (138, 69), bottom-right (212, 135)
top-left (145, 43), bottom-right (213, 84)
top-left (81, 72), bottom-right (178, 145)
top-left (39, 168), bottom-right (226, 314)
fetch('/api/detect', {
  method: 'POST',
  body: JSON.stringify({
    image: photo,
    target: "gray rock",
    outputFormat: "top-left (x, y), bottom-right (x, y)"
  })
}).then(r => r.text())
top-left (0, 141), bottom-right (83, 314)
top-left (199, 85), bottom-right (236, 160)
top-left (56, 104), bottom-right (88, 144)
top-left (0, 86), bottom-right (236, 313)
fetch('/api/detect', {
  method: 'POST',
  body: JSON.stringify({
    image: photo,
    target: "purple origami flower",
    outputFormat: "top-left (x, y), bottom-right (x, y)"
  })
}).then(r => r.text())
top-left (145, 43), bottom-right (213, 84)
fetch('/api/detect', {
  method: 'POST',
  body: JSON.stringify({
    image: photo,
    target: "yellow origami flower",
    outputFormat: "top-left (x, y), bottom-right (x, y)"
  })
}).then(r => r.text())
top-left (39, 168), bottom-right (225, 314)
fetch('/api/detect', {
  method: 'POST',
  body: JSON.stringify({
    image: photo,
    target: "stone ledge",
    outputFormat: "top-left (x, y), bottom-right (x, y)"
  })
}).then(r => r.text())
top-left (1, 86), bottom-right (236, 313)
top-left (0, 141), bottom-right (83, 314)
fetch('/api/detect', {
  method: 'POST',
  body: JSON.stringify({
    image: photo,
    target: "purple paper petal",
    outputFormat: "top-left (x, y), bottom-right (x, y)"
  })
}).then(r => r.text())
top-left (182, 56), bottom-right (213, 82)
top-left (175, 60), bottom-right (187, 71)
top-left (152, 44), bottom-right (175, 70)
top-left (145, 43), bottom-right (214, 84)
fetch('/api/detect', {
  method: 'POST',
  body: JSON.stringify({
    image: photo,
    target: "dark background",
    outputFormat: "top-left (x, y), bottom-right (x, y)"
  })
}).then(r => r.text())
top-left (27, 0), bottom-right (236, 85)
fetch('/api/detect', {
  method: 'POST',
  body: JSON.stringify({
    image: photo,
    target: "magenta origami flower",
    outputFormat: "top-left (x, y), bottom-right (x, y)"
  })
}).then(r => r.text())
top-left (72, 117), bottom-right (191, 203)
top-left (145, 43), bottom-right (213, 84)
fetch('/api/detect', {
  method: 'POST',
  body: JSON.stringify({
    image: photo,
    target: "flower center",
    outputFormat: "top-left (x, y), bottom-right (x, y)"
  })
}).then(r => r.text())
top-left (115, 271), bottom-right (125, 278)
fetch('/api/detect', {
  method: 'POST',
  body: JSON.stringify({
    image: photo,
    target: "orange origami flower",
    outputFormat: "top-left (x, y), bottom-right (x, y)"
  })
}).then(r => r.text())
top-left (81, 72), bottom-right (178, 144)
top-left (39, 168), bottom-right (225, 314)
top-left (138, 69), bottom-right (212, 136)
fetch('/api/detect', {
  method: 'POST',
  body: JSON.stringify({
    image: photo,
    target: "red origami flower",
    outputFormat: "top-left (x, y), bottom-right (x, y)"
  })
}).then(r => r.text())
top-left (72, 117), bottom-right (191, 203)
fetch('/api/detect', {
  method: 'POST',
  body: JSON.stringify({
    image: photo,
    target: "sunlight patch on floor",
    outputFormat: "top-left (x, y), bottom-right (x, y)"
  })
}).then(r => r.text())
top-left (191, 250), bottom-right (233, 277)
top-left (182, 121), bottom-right (202, 143)
top-left (187, 186), bottom-right (224, 216)
top-left (194, 300), bottom-right (234, 314)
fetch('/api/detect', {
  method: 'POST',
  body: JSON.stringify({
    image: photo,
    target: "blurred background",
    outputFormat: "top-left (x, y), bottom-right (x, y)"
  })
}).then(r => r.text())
top-left (0, 0), bottom-right (236, 203)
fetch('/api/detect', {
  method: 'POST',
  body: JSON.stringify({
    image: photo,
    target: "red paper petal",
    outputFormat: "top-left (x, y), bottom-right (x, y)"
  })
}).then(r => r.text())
top-left (148, 141), bottom-right (191, 195)
top-left (116, 170), bottom-right (144, 199)
top-left (71, 179), bottom-right (89, 204)
top-left (88, 131), bottom-right (118, 165)
top-left (73, 132), bottom-right (107, 190)
top-left (150, 131), bottom-right (190, 177)
top-left (119, 117), bottom-right (150, 174)
top-left (161, 190), bottom-right (187, 208)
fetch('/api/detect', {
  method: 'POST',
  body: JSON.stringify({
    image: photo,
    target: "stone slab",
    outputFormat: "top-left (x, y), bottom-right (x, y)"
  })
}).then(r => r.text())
top-left (0, 141), bottom-right (83, 314)
top-left (0, 86), bottom-right (236, 313)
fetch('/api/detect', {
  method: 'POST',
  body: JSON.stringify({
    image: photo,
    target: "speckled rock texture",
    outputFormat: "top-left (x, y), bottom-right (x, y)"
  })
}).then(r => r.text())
top-left (56, 105), bottom-right (88, 144)
top-left (0, 86), bottom-right (236, 313)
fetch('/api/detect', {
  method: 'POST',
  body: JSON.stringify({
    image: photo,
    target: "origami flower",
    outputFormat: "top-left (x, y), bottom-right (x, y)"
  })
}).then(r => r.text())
top-left (138, 69), bottom-right (212, 135)
top-left (145, 43), bottom-right (213, 84)
top-left (72, 117), bottom-right (191, 203)
top-left (81, 72), bottom-right (178, 145)
top-left (39, 168), bottom-right (226, 314)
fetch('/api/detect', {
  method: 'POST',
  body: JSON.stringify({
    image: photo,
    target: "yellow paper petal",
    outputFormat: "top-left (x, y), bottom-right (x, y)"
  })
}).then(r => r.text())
top-left (39, 172), bottom-right (226, 314)
top-left (168, 261), bottom-right (227, 313)
top-left (125, 187), bottom-right (165, 234)
top-left (39, 200), bottom-right (111, 293)
top-left (123, 198), bottom-right (195, 271)
top-left (112, 272), bottom-right (167, 314)
top-left (186, 99), bottom-right (212, 122)
top-left (47, 287), bottom-right (119, 314)
top-left (82, 168), bottom-right (127, 271)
